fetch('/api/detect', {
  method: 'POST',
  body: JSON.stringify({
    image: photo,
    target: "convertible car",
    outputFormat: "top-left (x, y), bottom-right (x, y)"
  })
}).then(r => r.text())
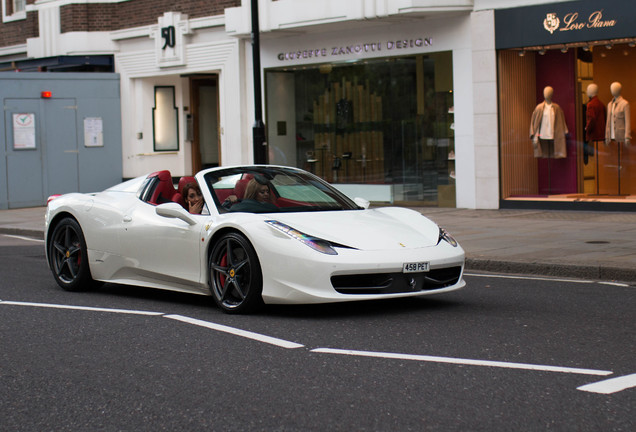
top-left (45, 165), bottom-right (465, 313)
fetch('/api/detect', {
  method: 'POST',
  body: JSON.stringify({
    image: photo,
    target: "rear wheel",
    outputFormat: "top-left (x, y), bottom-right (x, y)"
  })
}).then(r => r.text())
top-left (209, 232), bottom-right (263, 314)
top-left (48, 217), bottom-right (98, 291)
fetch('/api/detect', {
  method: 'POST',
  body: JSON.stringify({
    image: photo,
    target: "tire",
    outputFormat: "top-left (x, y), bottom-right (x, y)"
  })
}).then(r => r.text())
top-left (209, 232), bottom-right (263, 314)
top-left (48, 217), bottom-right (98, 291)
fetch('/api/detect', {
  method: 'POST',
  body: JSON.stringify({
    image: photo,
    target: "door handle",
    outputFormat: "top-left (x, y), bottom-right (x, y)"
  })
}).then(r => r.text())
top-left (123, 216), bottom-right (132, 223)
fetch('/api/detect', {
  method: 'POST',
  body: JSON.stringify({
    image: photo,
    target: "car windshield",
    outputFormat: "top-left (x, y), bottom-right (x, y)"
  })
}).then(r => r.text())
top-left (204, 166), bottom-right (360, 213)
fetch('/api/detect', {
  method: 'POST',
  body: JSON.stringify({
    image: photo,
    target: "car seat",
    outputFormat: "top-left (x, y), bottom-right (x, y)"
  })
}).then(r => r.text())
top-left (172, 176), bottom-right (196, 208)
top-left (148, 170), bottom-right (177, 205)
top-left (233, 174), bottom-right (254, 200)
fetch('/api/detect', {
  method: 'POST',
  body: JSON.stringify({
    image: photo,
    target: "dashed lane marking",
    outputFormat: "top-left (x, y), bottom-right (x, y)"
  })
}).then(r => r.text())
top-left (577, 373), bottom-right (636, 394)
top-left (3, 300), bottom-right (631, 393)
top-left (0, 300), bottom-right (163, 316)
top-left (311, 348), bottom-right (612, 376)
top-left (164, 314), bottom-right (304, 349)
top-left (2, 234), bottom-right (44, 243)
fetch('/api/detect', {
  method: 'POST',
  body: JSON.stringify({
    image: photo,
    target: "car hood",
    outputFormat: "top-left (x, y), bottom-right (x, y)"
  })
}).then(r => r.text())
top-left (269, 207), bottom-right (440, 251)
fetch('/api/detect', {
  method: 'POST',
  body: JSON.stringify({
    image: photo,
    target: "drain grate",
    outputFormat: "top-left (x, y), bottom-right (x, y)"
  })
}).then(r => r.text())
top-left (586, 240), bottom-right (610, 244)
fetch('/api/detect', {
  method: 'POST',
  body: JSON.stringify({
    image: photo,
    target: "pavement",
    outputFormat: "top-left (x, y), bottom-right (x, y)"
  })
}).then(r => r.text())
top-left (1, 206), bottom-right (635, 283)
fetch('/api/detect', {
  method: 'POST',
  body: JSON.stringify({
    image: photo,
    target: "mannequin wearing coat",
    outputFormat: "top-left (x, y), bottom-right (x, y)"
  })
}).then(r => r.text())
top-left (530, 86), bottom-right (568, 158)
top-left (605, 82), bottom-right (631, 146)
top-left (586, 84), bottom-right (606, 142)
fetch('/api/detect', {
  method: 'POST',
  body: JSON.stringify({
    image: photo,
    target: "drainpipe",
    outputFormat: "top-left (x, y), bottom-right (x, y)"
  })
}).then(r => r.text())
top-left (251, 0), bottom-right (267, 164)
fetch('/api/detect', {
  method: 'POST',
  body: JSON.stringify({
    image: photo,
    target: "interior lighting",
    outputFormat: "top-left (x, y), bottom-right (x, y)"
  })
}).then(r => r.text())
top-left (518, 50), bottom-right (526, 57)
top-left (628, 42), bottom-right (636, 48)
top-left (538, 49), bottom-right (546, 55)
top-left (605, 44), bottom-right (613, 50)
top-left (561, 47), bottom-right (568, 53)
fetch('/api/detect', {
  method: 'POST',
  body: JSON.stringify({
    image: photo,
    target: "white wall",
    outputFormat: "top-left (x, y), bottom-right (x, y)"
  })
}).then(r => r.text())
top-left (470, 9), bottom-right (499, 209)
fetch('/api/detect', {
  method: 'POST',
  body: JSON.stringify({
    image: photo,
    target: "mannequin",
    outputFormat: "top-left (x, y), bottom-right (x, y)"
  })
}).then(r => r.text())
top-left (586, 84), bottom-right (606, 142)
top-left (530, 86), bottom-right (568, 159)
top-left (605, 82), bottom-right (631, 146)
top-left (605, 82), bottom-right (631, 195)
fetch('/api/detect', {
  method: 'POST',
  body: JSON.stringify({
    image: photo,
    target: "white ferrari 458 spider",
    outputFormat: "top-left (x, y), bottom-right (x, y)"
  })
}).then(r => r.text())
top-left (45, 165), bottom-right (465, 313)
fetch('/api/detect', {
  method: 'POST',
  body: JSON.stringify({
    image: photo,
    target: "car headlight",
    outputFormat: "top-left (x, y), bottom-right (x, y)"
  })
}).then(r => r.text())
top-left (265, 220), bottom-right (338, 255)
top-left (438, 227), bottom-right (458, 247)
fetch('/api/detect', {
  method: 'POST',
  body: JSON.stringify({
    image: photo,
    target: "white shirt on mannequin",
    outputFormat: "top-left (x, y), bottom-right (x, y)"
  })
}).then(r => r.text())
top-left (539, 103), bottom-right (554, 139)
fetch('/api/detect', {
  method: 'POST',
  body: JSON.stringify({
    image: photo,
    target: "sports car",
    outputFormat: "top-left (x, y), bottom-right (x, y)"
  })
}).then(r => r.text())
top-left (45, 165), bottom-right (465, 313)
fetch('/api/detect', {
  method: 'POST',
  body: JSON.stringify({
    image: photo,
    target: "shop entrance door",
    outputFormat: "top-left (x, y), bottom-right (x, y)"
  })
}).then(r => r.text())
top-left (190, 76), bottom-right (220, 173)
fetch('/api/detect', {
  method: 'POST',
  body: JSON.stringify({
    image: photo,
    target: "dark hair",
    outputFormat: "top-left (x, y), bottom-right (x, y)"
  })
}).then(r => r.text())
top-left (182, 182), bottom-right (201, 199)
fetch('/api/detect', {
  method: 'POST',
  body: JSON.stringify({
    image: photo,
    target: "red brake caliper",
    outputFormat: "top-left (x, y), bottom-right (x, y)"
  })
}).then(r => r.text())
top-left (219, 253), bottom-right (228, 287)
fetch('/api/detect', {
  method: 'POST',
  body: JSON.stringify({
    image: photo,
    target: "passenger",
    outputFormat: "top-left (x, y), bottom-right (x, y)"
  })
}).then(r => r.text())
top-left (229, 176), bottom-right (279, 213)
top-left (182, 182), bottom-right (208, 214)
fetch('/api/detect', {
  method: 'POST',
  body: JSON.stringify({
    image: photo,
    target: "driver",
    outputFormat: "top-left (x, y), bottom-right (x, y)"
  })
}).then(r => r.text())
top-left (229, 176), bottom-right (279, 213)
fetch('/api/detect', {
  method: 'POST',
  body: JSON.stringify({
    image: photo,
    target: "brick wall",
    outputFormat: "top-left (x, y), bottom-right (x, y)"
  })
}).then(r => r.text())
top-left (60, 0), bottom-right (241, 33)
top-left (0, 0), bottom-right (240, 48)
top-left (0, 1), bottom-right (38, 48)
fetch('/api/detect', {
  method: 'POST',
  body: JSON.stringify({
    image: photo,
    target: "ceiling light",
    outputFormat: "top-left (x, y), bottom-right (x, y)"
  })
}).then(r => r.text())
top-left (518, 50), bottom-right (526, 57)
top-left (538, 49), bottom-right (546, 55)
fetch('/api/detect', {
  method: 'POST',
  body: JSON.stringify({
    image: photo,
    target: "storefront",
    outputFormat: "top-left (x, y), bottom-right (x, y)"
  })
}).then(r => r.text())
top-left (260, 15), bottom-right (474, 207)
top-left (112, 12), bottom-right (252, 180)
top-left (495, 0), bottom-right (636, 210)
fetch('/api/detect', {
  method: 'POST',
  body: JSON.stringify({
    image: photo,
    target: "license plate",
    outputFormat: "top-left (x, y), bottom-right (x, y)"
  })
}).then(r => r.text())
top-left (403, 262), bottom-right (430, 273)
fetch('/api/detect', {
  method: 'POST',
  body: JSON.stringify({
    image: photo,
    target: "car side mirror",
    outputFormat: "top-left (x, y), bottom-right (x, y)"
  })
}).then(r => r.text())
top-left (353, 197), bottom-right (370, 209)
top-left (155, 202), bottom-right (198, 226)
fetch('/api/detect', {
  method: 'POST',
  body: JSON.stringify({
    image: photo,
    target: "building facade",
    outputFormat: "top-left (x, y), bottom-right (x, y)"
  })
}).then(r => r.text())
top-left (1, 0), bottom-right (632, 209)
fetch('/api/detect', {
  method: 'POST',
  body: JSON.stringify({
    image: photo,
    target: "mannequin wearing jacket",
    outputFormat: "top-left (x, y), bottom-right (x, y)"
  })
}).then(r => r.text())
top-left (530, 86), bottom-right (568, 158)
top-left (605, 82), bottom-right (631, 146)
top-left (586, 84), bottom-right (606, 142)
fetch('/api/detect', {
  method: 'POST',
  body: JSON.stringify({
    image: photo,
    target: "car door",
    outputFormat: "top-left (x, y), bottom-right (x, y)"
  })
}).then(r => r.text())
top-left (119, 201), bottom-right (205, 288)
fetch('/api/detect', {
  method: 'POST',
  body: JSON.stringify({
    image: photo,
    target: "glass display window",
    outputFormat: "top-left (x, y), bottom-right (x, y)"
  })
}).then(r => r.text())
top-left (498, 42), bottom-right (636, 205)
top-left (265, 52), bottom-right (455, 206)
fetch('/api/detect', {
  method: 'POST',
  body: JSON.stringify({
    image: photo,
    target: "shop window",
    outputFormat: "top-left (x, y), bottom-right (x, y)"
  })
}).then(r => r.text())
top-left (498, 43), bottom-right (636, 204)
top-left (265, 53), bottom-right (455, 206)
top-left (153, 86), bottom-right (179, 152)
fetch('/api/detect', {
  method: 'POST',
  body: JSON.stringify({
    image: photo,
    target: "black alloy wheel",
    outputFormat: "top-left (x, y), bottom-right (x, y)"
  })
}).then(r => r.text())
top-left (209, 232), bottom-right (263, 314)
top-left (48, 217), bottom-right (97, 291)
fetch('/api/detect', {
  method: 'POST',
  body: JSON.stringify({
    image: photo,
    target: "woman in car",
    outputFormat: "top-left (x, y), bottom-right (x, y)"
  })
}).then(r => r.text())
top-left (229, 176), bottom-right (279, 213)
top-left (182, 182), bottom-right (208, 214)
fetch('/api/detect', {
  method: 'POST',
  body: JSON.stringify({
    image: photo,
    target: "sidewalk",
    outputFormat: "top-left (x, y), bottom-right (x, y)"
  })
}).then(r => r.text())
top-left (1, 206), bottom-right (635, 283)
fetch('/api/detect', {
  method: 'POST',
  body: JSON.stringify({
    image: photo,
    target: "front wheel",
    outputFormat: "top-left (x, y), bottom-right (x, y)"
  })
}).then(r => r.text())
top-left (48, 217), bottom-right (98, 291)
top-left (209, 232), bottom-right (263, 314)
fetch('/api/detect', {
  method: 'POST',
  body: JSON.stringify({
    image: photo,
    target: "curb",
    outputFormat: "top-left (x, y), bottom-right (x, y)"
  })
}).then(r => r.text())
top-left (466, 258), bottom-right (636, 284)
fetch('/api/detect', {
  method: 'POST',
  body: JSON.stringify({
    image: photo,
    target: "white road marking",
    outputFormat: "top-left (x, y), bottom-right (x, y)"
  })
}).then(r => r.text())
top-left (598, 281), bottom-right (631, 287)
top-left (164, 314), bottom-right (304, 349)
top-left (577, 373), bottom-right (636, 394)
top-left (311, 348), bottom-right (613, 376)
top-left (464, 273), bottom-right (595, 284)
top-left (2, 234), bottom-right (44, 243)
top-left (0, 300), bottom-right (163, 316)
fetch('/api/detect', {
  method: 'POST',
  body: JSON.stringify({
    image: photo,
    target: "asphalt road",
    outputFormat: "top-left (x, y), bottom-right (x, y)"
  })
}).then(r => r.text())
top-left (0, 234), bottom-right (634, 431)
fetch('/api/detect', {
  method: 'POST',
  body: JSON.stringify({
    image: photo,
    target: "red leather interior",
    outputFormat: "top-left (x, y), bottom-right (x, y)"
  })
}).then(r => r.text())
top-left (172, 176), bottom-right (196, 208)
top-left (233, 174), bottom-right (254, 200)
top-left (148, 170), bottom-right (177, 205)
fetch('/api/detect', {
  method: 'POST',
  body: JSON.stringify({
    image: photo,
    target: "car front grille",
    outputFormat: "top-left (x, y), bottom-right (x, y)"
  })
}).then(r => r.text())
top-left (331, 266), bottom-right (462, 295)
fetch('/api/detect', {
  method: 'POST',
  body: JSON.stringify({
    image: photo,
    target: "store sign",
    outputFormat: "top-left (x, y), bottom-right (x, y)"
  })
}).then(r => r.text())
top-left (543, 10), bottom-right (616, 35)
top-left (277, 37), bottom-right (432, 62)
top-left (495, 0), bottom-right (631, 49)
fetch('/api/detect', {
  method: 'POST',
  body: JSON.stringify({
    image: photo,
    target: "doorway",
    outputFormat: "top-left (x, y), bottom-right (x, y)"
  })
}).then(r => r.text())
top-left (190, 76), bottom-right (220, 173)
